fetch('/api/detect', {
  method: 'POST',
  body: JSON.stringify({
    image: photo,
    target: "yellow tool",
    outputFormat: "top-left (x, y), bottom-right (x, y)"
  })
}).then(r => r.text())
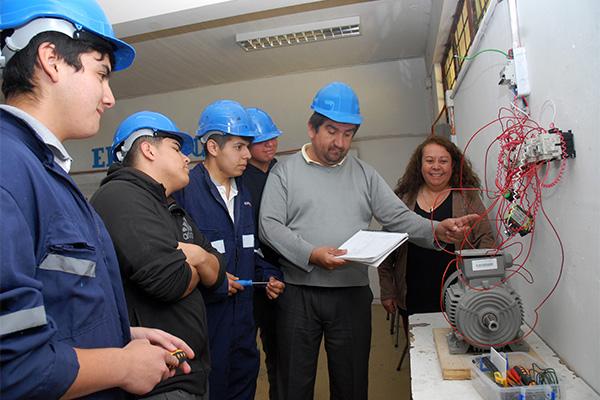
top-left (494, 372), bottom-right (507, 387)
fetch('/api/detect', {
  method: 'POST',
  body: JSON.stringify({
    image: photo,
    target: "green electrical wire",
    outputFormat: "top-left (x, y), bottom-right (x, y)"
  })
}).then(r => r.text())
top-left (530, 363), bottom-right (559, 385)
top-left (454, 48), bottom-right (509, 61)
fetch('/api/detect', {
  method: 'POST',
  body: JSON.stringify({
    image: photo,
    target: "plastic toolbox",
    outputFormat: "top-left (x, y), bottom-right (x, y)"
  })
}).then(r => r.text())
top-left (471, 352), bottom-right (563, 400)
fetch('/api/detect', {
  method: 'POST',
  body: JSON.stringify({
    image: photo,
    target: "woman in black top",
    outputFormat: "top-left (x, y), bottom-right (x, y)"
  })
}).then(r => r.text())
top-left (379, 136), bottom-right (496, 316)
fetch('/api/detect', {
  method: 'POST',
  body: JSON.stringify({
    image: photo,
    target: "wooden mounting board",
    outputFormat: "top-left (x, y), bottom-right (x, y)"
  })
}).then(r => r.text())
top-left (432, 328), bottom-right (541, 380)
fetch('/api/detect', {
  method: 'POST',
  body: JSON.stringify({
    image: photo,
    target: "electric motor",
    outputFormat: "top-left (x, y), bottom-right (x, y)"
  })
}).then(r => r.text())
top-left (444, 249), bottom-right (526, 353)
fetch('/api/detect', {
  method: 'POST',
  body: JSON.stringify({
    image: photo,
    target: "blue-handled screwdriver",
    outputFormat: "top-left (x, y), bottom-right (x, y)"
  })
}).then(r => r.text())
top-left (237, 280), bottom-right (269, 287)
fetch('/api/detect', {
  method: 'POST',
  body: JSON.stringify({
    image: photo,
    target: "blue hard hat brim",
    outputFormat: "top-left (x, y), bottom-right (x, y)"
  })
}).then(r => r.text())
top-left (196, 128), bottom-right (257, 139)
top-left (312, 107), bottom-right (363, 125)
top-left (253, 131), bottom-right (281, 144)
top-left (108, 36), bottom-right (136, 71)
top-left (160, 130), bottom-right (195, 156)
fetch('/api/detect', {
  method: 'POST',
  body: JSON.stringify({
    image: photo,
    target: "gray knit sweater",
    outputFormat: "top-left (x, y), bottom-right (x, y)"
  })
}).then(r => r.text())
top-left (259, 151), bottom-right (438, 287)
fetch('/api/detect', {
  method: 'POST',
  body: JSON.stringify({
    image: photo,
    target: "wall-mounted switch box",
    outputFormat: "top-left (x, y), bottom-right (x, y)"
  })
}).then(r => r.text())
top-left (513, 47), bottom-right (530, 97)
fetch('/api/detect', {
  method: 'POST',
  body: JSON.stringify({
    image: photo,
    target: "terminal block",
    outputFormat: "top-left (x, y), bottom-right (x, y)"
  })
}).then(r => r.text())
top-left (522, 132), bottom-right (562, 163)
top-left (504, 202), bottom-right (533, 237)
top-left (518, 128), bottom-right (574, 166)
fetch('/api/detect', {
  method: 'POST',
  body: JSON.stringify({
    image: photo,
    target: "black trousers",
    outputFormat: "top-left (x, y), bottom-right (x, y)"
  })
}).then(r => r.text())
top-left (254, 292), bottom-right (279, 400)
top-left (141, 389), bottom-right (209, 400)
top-left (276, 284), bottom-right (373, 400)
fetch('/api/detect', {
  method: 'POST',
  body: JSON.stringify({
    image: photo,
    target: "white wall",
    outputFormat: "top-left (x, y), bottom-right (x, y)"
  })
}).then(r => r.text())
top-left (450, 0), bottom-right (599, 392)
top-left (68, 58), bottom-right (431, 174)
top-left (66, 58), bottom-right (432, 299)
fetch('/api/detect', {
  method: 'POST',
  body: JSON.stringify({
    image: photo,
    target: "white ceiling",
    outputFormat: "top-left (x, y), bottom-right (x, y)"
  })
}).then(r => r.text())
top-left (105, 0), bottom-right (434, 99)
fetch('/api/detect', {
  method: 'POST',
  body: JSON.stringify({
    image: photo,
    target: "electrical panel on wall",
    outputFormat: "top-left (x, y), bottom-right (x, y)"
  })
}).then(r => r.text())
top-left (436, 1), bottom-right (576, 355)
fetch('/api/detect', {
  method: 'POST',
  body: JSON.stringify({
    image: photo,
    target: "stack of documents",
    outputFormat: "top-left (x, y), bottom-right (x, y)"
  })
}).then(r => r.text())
top-left (336, 230), bottom-right (409, 267)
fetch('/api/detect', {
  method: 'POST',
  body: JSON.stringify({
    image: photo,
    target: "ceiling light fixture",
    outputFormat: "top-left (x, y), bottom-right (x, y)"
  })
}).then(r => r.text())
top-left (236, 16), bottom-right (360, 52)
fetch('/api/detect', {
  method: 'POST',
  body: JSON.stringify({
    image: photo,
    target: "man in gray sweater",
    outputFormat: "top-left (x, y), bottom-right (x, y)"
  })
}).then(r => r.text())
top-left (259, 81), bottom-right (477, 400)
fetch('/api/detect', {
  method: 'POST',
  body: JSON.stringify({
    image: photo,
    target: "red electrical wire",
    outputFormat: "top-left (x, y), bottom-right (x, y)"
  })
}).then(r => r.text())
top-left (434, 105), bottom-right (568, 349)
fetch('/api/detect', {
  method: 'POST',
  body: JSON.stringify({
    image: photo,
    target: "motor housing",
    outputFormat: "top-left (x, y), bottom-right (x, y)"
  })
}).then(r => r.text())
top-left (444, 249), bottom-right (527, 353)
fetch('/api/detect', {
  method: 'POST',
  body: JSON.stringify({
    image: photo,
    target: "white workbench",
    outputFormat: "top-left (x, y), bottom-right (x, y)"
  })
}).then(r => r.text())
top-left (409, 313), bottom-right (600, 400)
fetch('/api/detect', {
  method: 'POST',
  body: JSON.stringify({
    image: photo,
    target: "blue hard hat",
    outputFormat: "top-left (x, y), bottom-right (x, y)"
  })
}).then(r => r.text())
top-left (112, 111), bottom-right (194, 162)
top-left (246, 108), bottom-right (282, 144)
top-left (0, 0), bottom-right (135, 71)
top-left (197, 100), bottom-right (256, 140)
top-left (310, 81), bottom-right (363, 125)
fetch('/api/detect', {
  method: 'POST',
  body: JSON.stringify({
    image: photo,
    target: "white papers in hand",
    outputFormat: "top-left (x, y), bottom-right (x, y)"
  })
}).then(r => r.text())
top-left (336, 230), bottom-right (409, 267)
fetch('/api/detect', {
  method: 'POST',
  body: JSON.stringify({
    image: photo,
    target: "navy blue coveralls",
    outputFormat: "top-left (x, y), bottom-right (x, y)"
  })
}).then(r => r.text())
top-left (174, 163), bottom-right (281, 400)
top-left (240, 160), bottom-right (280, 400)
top-left (0, 110), bottom-right (131, 399)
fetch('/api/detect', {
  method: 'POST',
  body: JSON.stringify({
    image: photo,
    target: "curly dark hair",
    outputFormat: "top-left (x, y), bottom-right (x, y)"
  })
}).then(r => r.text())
top-left (395, 135), bottom-right (481, 197)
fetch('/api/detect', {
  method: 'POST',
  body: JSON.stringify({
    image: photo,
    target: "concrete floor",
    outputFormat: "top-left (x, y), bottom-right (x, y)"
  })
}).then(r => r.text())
top-left (255, 305), bottom-right (411, 400)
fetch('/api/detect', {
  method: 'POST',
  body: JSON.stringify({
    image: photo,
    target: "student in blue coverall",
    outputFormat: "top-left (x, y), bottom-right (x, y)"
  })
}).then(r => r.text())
top-left (241, 107), bottom-right (284, 400)
top-left (0, 1), bottom-right (192, 399)
top-left (174, 100), bottom-right (285, 400)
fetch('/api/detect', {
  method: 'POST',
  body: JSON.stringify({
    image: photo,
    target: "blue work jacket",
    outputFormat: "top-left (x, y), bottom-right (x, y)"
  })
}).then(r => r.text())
top-left (173, 162), bottom-right (281, 400)
top-left (174, 163), bottom-right (282, 302)
top-left (0, 110), bottom-right (131, 400)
